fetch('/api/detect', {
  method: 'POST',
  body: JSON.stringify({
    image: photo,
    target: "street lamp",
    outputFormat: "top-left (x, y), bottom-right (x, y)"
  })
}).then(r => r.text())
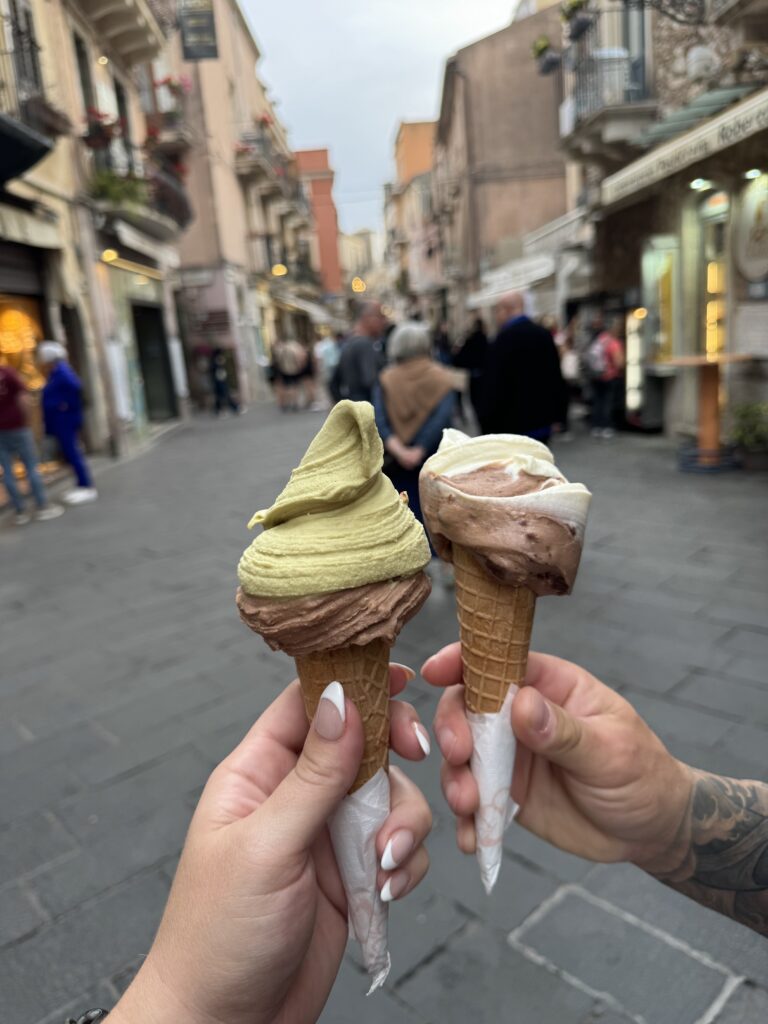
top-left (351, 276), bottom-right (366, 293)
top-left (271, 263), bottom-right (288, 277)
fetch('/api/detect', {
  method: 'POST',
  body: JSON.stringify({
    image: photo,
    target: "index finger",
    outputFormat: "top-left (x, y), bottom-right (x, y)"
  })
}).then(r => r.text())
top-left (421, 642), bottom-right (462, 688)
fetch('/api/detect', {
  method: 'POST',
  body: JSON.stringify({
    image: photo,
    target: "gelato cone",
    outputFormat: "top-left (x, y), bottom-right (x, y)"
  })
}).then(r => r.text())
top-left (420, 430), bottom-right (591, 891)
top-left (236, 400), bottom-right (431, 989)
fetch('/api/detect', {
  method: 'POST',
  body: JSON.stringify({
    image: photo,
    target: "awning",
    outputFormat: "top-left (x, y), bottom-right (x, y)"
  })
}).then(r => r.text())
top-left (602, 86), bottom-right (768, 208)
top-left (467, 254), bottom-right (555, 309)
top-left (639, 85), bottom-right (755, 147)
top-left (274, 291), bottom-right (332, 325)
top-left (0, 202), bottom-right (61, 249)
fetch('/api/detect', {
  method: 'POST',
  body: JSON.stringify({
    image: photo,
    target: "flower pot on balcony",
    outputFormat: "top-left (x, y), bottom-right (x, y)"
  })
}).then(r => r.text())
top-left (24, 95), bottom-right (72, 138)
top-left (538, 51), bottom-right (561, 75)
top-left (568, 12), bottom-right (594, 40)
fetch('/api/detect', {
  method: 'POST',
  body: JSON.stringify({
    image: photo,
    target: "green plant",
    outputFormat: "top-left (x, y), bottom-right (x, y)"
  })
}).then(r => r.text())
top-left (561, 0), bottom-right (589, 18)
top-left (90, 169), bottom-right (149, 206)
top-left (532, 35), bottom-right (552, 58)
top-left (731, 402), bottom-right (768, 450)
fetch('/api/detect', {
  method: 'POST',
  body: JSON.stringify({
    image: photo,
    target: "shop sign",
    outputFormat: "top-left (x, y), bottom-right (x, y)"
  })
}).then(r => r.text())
top-left (736, 176), bottom-right (768, 283)
top-left (602, 88), bottom-right (768, 207)
top-left (180, 0), bottom-right (218, 60)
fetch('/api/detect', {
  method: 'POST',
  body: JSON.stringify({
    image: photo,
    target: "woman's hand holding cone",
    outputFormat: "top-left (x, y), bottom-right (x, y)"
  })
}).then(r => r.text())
top-left (424, 643), bottom-right (694, 874)
top-left (110, 663), bottom-right (431, 1024)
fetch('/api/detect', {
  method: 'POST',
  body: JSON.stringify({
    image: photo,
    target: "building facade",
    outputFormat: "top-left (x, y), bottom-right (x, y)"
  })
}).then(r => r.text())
top-left (295, 148), bottom-right (344, 322)
top-left (0, 0), bottom-right (191, 459)
top-left (432, 6), bottom-right (570, 333)
top-left (543, 0), bottom-right (768, 438)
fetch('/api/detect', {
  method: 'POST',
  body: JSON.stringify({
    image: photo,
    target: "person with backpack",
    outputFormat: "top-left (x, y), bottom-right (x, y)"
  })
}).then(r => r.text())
top-left (587, 316), bottom-right (625, 439)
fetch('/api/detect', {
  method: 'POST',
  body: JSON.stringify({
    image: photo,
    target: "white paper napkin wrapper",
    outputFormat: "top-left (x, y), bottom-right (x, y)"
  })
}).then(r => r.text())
top-left (329, 767), bottom-right (391, 993)
top-left (467, 685), bottom-right (519, 893)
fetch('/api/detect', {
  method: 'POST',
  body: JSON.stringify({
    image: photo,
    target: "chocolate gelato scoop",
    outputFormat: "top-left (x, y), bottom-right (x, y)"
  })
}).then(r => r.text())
top-left (419, 430), bottom-right (591, 596)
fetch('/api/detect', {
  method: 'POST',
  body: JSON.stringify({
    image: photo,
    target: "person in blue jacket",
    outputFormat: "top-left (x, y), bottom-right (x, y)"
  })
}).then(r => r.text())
top-left (37, 342), bottom-right (97, 505)
top-left (373, 321), bottom-right (456, 535)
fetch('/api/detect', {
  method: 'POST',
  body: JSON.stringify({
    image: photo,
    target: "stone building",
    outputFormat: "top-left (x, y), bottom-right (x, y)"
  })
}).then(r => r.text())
top-left (550, 0), bottom-right (768, 439)
top-left (0, 0), bottom-right (192, 457)
top-left (432, 6), bottom-right (570, 332)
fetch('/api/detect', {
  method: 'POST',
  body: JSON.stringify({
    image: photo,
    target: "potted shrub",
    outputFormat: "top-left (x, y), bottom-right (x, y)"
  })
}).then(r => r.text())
top-left (561, 0), bottom-right (593, 40)
top-left (90, 169), bottom-right (149, 207)
top-left (532, 35), bottom-right (561, 75)
top-left (731, 402), bottom-right (768, 470)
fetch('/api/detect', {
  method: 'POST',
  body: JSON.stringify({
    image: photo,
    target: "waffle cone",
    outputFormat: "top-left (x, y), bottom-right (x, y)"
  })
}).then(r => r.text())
top-left (453, 545), bottom-right (536, 714)
top-left (295, 638), bottom-right (390, 792)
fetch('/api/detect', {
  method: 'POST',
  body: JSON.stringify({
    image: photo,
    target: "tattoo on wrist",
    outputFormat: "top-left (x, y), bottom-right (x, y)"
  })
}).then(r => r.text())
top-left (654, 772), bottom-right (768, 937)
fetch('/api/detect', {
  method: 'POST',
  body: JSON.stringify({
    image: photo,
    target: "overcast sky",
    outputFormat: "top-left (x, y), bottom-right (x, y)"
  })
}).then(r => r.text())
top-left (242, 1), bottom-right (514, 233)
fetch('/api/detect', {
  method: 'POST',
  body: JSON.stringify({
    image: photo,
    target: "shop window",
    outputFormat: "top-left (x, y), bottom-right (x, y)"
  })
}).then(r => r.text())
top-left (699, 192), bottom-right (730, 357)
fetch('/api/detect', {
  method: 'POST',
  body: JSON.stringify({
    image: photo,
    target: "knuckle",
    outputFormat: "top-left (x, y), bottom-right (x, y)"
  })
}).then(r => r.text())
top-left (294, 747), bottom-right (340, 790)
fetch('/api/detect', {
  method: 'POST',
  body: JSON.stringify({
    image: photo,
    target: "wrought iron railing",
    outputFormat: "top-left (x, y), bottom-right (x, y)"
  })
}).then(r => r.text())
top-left (561, 5), bottom-right (652, 128)
top-left (89, 142), bottom-right (192, 229)
top-left (0, 17), bottom-right (43, 122)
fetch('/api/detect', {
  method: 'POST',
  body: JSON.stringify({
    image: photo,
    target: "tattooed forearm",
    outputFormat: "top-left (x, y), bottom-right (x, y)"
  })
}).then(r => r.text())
top-left (654, 772), bottom-right (768, 937)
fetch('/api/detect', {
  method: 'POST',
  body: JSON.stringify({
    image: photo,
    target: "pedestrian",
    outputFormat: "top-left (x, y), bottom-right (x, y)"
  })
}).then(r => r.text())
top-left (373, 320), bottom-right (456, 528)
top-left (432, 321), bottom-right (453, 366)
top-left (37, 341), bottom-right (97, 505)
top-left (210, 347), bottom-right (240, 416)
top-left (557, 331), bottom-right (581, 441)
top-left (478, 291), bottom-right (565, 441)
top-left (587, 315), bottom-right (625, 439)
top-left (313, 331), bottom-right (342, 406)
top-left (453, 316), bottom-right (488, 428)
top-left (271, 337), bottom-right (307, 412)
top-left (331, 300), bottom-right (386, 402)
top-left (0, 363), bottom-right (63, 525)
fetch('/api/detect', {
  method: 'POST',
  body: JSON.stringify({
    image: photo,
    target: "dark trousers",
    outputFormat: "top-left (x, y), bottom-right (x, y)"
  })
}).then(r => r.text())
top-left (214, 385), bottom-right (239, 414)
top-left (592, 378), bottom-right (618, 430)
top-left (56, 427), bottom-right (92, 488)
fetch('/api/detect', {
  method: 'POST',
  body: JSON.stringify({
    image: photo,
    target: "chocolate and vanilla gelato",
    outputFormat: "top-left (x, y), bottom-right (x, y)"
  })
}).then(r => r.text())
top-left (420, 430), bottom-right (591, 595)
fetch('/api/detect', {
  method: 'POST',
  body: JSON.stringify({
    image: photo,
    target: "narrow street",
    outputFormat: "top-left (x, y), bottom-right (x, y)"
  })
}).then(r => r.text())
top-left (2, 407), bottom-right (767, 1024)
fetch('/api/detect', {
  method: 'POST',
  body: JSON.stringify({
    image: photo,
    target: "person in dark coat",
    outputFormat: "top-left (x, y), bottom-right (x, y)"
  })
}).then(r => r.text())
top-left (478, 292), bottom-right (565, 442)
top-left (453, 316), bottom-right (488, 425)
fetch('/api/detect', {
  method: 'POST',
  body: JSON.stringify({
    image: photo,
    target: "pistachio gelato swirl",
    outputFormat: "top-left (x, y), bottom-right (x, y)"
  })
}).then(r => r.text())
top-left (238, 400), bottom-right (431, 598)
top-left (419, 429), bottom-right (592, 596)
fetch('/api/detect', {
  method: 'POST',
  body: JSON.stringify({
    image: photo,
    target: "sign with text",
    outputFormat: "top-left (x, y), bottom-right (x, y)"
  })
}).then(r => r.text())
top-left (602, 88), bottom-right (768, 207)
top-left (180, 0), bottom-right (218, 60)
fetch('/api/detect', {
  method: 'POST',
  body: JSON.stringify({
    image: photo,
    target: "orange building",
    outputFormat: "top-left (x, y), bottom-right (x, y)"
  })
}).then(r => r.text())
top-left (394, 122), bottom-right (435, 187)
top-left (295, 149), bottom-right (343, 296)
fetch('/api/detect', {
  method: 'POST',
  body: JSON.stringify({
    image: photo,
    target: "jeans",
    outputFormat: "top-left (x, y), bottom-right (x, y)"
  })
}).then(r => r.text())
top-left (0, 427), bottom-right (48, 512)
top-left (592, 378), bottom-right (618, 430)
top-left (55, 426), bottom-right (93, 488)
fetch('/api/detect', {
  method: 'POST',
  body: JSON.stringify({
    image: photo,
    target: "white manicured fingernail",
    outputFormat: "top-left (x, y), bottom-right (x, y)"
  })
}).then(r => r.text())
top-left (381, 871), bottom-right (408, 902)
top-left (315, 682), bottom-right (346, 741)
top-left (321, 681), bottom-right (345, 720)
top-left (413, 722), bottom-right (431, 756)
top-left (381, 829), bottom-right (414, 871)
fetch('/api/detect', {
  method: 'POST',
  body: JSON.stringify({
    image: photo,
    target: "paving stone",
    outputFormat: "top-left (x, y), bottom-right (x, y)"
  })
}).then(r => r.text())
top-left (320, 957), bottom-right (422, 1022)
top-left (426, 826), bottom-right (560, 932)
top-left (674, 671), bottom-right (768, 725)
top-left (518, 888), bottom-right (729, 1024)
top-left (397, 921), bottom-right (597, 1023)
top-left (31, 803), bottom-right (191, 916)
top-left (0, 871), bottom-right (168, 1022)
top-left (715, 982), bottom-right (768, 1023)
top-left (621, 690), bottom-right (734, 751)
top-left (56, 747), bottom-right (213, 840)
top-left (715, 723), bottom-right (768, 769)
top-left (504, 826), bottom-right (593, 884)
top-left (724, 655), bottom-right (767, 687)
top-left (582, 864), bottom-right (768, 988)
top-left (0, 811), bottom-right (77, 879)
top-left (0, 884), bottom-right (46, 946)
top-left (722, 628), bottom-right (768, 659)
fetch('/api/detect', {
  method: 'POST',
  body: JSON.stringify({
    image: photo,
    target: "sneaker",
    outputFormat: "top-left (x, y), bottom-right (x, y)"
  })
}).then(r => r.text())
top-left (35, 504), bottom-right (65, 521)
top-left (14, 512), bottom-right (31, 526)
top-left (63, 487), bottom-right (98, 505)
top-left (601, 428), bottom-right (615, 439)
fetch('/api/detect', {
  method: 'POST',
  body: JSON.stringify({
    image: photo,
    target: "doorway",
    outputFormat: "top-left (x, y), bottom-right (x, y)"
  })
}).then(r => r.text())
top-left (131, 303), bottom-right (177, 421)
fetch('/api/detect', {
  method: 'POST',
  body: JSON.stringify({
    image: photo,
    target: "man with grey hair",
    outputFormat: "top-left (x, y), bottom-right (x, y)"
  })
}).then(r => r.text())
top-left (332, 300), bottom-right (387, 403)
top-left (479, 290), bottom-right (564, 440)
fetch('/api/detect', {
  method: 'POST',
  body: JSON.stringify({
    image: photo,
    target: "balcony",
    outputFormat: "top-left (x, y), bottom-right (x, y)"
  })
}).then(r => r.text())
top-left (75, 0), bottom-right (165, 65)
top-left (246, 233), bottom-right (275, 277)
top-left (235, 129), bottom-right (289, 194)
top-left (89, 145), bottom-right (192, 241)
top-left (145, 105), bottom-right (193, 156)
top-left (0, 22), bottom-right (71, 184)
top-left (559, 6), bottom-right (657, 163)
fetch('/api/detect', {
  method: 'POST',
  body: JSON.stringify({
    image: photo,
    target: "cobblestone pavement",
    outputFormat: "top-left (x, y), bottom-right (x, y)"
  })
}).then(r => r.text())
top-left (2, 406), bottom-right (767, 1024)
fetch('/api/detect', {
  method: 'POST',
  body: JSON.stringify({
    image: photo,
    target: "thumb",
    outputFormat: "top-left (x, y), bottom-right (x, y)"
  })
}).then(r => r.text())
top-left (257, 682), bottom-right (364, 858)
top-left (511, 686), bottom-right (592, 776)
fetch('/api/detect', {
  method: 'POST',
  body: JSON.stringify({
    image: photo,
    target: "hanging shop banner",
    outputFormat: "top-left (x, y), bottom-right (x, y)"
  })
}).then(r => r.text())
top-left (180, 0), bottom-right (218, 60)
top-left (602, 87), bottom-right (768, 208)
